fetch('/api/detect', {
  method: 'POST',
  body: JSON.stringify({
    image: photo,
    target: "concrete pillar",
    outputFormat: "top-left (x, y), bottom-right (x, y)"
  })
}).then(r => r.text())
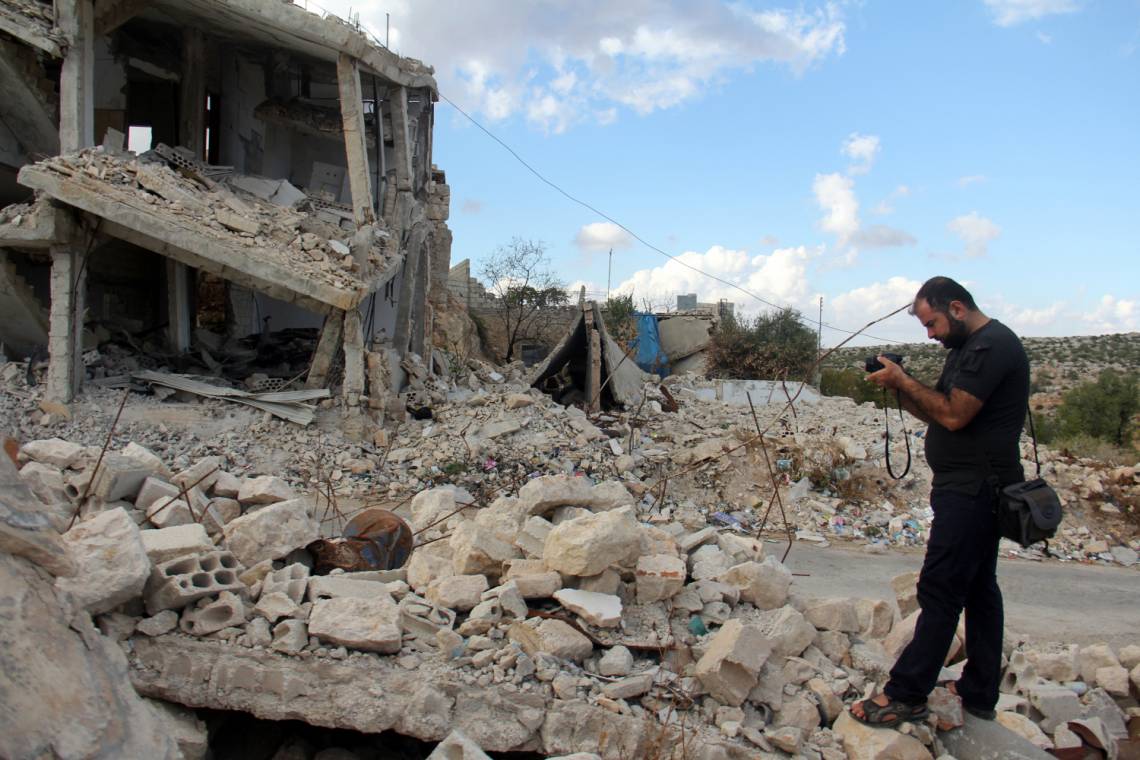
top-left (179, 28), bottom-right (206, 157)
top-left (410, 238), bottom-right (430, 358)
top-left (46, 245), bottom-right (86, 402)
top-left (165, 259), bottom-right (191, 353)
top-left (342, 309), bottom-right (365, 401)
top-left (392, 223), bottom-right (426, 356)
top-left (306, 311), bottom-right (343, 389)
top-left (58, 0), bottom-right (95, 152)
top-left (336, 54), bottom-right (375, 227)
top-left (389, 86), bottom-right (413, 192)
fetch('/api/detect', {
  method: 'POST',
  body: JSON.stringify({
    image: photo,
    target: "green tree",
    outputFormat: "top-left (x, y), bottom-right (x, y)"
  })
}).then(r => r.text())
top-left (706, 307), bottom-right (817, 380)
top-left (1055, 369), bottom-right (1139, 446)
top-left (479, 239), bottom-right (568, 362)
top-left (601, 292), bottom-right (636, 345)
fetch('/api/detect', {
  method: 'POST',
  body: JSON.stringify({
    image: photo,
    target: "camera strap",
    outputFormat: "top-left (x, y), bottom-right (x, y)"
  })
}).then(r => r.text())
top-left (881, 388), bottom-right (911, 479)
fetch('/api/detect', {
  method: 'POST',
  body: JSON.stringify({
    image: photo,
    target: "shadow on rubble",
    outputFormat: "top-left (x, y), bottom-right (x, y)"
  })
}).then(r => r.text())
top-left (202, 708), bottom-right (546, 760)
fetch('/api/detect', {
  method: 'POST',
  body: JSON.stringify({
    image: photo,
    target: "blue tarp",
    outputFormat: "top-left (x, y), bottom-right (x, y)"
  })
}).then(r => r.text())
top-left (632, 313), bottom-right (670, 376)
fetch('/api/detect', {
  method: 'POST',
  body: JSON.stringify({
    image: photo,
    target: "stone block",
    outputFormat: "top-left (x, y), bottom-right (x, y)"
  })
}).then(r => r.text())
top-left (425, 729), bottom-right (492, 760)
top-left (181, 590), bottom-right (247, 636)
top-left (815, 630), bottom-right (851, 664)
top-left (773, 693), bottom-right (820, 732)
top-left (884, 610), bottom-right (920, 659)
top-left (754, 606), bottom-right (816, 658)
top-left (553, 589), bottom-right (622, 627)
top-left (508, 619), bottom-right (594, 662)
top-left (1027, 683), bottom-right (1083, 732)
top-left (1132, 663), bottom-right (1140, 694)
top-left (854, 598), bottom-right (894, 639)
top-left (410, 486), bottom-right (462, 532)
top-left (145, 497), bottom-right (194, 529)
top-left (807, 677), bottom-right (845, 723)
top-left (515, 515), bottom-right (554, 558)
top-left (599, 645), bottom-right (633, 677)
top-left (144, 550), bottom-right (245, 615)
top-left (891, 570), bottom-right (919, 617)
top-left (803, 597), bottom-right (861, 632)
top-left (406, 543), bottom-right (455, 592)
top-left (308, 596), bottom-right (402, 653)
top-left (689, 544), bottom-right (732, 581)
top-left (147, 700), bottom-right (209, 760)
top-left (601, 674), bottom-right (654, 700)
top-left (995, 711), bottom-right (1053, 750)
top-left (398, 593), bottom-right (456, 639)
top-left (202, 498), bottom-right (241, 534)
top-left (1079, 643), bottom-right (1120, 683)
top-left (694, 619), bottom-right (772, 706)
top-left (135, 476), bottom-right (181, 510)
top-left (1119, 644), bottom-right (1140, 670)
top-left (307, 574), bottom-right (397, 602)
top-left (1095, 665), bottom-right (1130, 696)
top-left (120, 443), bottom-right (171, 479)
top-left (90, 454), bottom-right (152, 502)
top-left (577, 568), bottom-right (621, 596)
top-left (211, 471), bottom-right (242, 498)
top-left (716, 532), bottom-right (764, 565)
top-left (832, 711), bottom-right (933, 760)
top-left (172, 457), bottom-right (222, 494)
top-left (634, 554), bottom-right (686, 603)
top-left (19, 461), bottom-right (68, 507)
top-left (139, 523), bottom-right (214, 564)
top-left (272, 619), bottom-right (308, 654)
top-left (261, 563), bottom-right (309, 603)
top-left (254, 591), bottom-right (301, 623)
top-left (449, 521), bottom-right (519, 577)
top-left (426, 574), bottom-right (489, 611)
top-left (236, 475), bottom-right (294, 506)
top-left (20, 438), bottom-right (85, 468)
top-left (56, 507), bottom-right (150, 614)
top-left (136, 610), bottom-right (179, 637)
top-left (542, 508), bottom-right (641, 577)
top-left (222, 498), bottom-right (318, 566)
top-left (717, 557), bottom-right (791, 610)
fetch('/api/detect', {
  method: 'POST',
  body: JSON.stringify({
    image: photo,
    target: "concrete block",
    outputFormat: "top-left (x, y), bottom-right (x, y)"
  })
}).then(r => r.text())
top-left (56, 507), bottom-right (150, 614)
top-left (252, 591), bottom-right (300, 624)
top-left (136, 610), bottom-right (179, 637)
top-left (507, 619), bottom-right (593, 663)
top-left (634, 554), bottom-right (686, 603)
top-left (1027, 683), bottom-right (1083, 733)
top-left (425, 729), bottom-right (492, 760)
top-left (832, 712), bottom-right (933, 760)
top-left (553, 589), bottom-right (622, 627)
top-left (689, 544), bottom-right (732, 581)
top-left (271, 619), bottom-right (308, 654)
top-left (172, 457), bottom-right (221, 494)
top-left (601, 674), bottom-right (654, 700)
top-left (1119, 644), bottom-right (1140, 670)
top-left (145, 498), bottom-right (194, 529)
top-left (577, 568), bottom-right (621, 596)
top-left (262, 563), bottom-right (309, 603)
top-left (754, 605), bottom-right (816, 658)
top-left (308, 596), bottom-right (402, 654)
top-left (135, 476), bottom-right (181, 510)
top-left (449, 521), bottom-right (519, 577)
top-left (657, 315), bottom-right (711, 360)
top-left (202, 497), bottom-right (241, 534)
top-left (694, 619), bottom-right (772, 706)
top-left (995, 712), bottom-right (1053, 750)
top-left (20, 438), bottom-right (84, 468)
top-left (426, 574), bottom-right (488, 611)
top-left (517, 475), bottom-right (633, 516)
top-left (598, 645), bottom-right (633, 677)
top-left (515, 515), bottom-right (553, 558)
top-left (222, 498), bottom-right (318, 566)
top-left (939, 712), bottom-right (1054, 759)
top-left (144, 550), bottom-right (245, 615)
top-left (120, 442), bottom-right (172, 479)
top-left (139, 523), bottom-right (214, 564)
top-left (181, 590), bottom-right (247, 636)
top-left (211, 471), bottom-right (242, 498)
top-left (1079, 643), bottom-right (1121, 683)
top-left (409, 486), bottom-right (462, 532)
top-left (236, 475), bottom-right (294, 506)
top-left (406, 542), bottom-right (455, 592)
top-left (891, 570), bottom-right (919, 617)
top-left (542, 508), bottom-right (641, 577)
top-left (718, 557), bottom-right (791, 610)
top-left (1095, 665), bottom-right (1130, 696)
top-left (19, 461), bottom-right (68, 507)
top-left (307, 574), bottom-right (388, 602)
top-left (90, 453), bottom-right (151, 502)
top-left (772, 693), bottom-right (820, 732)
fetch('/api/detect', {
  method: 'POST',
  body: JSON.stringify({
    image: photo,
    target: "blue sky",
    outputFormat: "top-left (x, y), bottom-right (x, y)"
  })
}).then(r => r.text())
top-left (321, 0), bottom-right (1139, 345)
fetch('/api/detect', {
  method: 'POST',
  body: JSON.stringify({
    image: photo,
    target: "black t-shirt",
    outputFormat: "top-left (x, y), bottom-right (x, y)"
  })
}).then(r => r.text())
top-left (923, 319), bottom-right (1030, 494)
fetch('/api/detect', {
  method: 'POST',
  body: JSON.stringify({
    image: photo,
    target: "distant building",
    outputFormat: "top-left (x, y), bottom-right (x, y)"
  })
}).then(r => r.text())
top-left (676, 294), bottom-right (734, 319)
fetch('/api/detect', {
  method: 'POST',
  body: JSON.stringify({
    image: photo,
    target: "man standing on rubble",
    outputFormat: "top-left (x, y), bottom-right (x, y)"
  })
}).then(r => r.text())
top-left (851, 276), bottom-right (1030, 727)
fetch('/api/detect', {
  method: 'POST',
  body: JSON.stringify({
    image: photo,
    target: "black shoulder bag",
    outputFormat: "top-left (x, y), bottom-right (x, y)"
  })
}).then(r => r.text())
top-left (991, 406), bottom-right (1063, 549)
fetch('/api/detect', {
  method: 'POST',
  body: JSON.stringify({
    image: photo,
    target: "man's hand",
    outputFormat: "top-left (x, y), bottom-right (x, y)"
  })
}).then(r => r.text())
top-left (866, 355), bottom-right (906, 391)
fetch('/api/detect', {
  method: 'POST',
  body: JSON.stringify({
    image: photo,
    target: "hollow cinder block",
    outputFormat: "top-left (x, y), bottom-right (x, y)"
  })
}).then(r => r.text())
top-left (144, 550), bottom-right (245, 615)
top-left (180, 590), bottom-right (247, 636)
top-left (260, 562), bottom-right (309, 604)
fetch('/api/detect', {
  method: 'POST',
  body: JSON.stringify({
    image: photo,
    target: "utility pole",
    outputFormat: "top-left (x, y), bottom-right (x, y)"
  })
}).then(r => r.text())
top-left (814, 296), bottom-right (823, 387)
top-left (606, 248), bottom-right (612, 301)
top-left (386, 13), bottom-right (390, 47)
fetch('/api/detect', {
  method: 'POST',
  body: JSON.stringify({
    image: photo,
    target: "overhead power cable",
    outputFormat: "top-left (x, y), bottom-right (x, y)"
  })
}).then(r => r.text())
top-left (434, 91), bottom-right (905, 345)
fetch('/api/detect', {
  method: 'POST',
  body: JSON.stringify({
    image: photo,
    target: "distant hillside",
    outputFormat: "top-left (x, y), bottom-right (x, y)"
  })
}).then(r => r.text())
top-left (822, 332), bottom-right (1140, 397)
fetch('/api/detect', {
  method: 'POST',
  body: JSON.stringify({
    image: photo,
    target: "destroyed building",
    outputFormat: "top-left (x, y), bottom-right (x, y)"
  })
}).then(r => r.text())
top-left (0, 0), bottom-right (453, 412)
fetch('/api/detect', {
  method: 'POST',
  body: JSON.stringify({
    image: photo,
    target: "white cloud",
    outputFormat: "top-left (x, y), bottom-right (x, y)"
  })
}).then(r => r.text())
top-left (574, 221), bottom-right (635, 253)
top-left (827, 276), bottom-right (924, 345)
top-left (983, 0), bottom-right (1080, 27)
top-left (872, 184), bottom-right (910, 215)
top-left (851, 225), bottom-right (917, 248)
top-left (336, 0), bottom-right (845, 131)
top-left (947, 211), bottom-right (1001, 258)
top-left (957, 174), bottom-right (987, 187)
top-left (1083, 295), bottom-right (1138, 333)
top-left (813, 172), bottom-right (859, 244)
top-left (611, 244), bottom-right (818, 315)
top-left (841, 132), bottom-right (880, 175)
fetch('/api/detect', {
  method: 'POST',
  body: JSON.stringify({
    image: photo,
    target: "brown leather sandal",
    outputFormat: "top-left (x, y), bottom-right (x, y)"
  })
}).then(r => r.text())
top-left (850, 695), bottom-right (930, 729)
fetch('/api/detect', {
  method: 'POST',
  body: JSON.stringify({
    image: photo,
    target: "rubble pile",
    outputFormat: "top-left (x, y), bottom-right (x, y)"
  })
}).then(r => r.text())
top-left (23, 146), bottom-right (399, 289)
top-left (8, 421), bottom-right (1140, 757)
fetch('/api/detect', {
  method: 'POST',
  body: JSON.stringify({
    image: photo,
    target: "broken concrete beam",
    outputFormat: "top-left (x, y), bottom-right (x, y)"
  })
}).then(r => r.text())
top-left (517, 475), bottom-right (634, 516)
top-left (307, 574), bottom-right (390, 602)
top-left (657, 316), bottom-right (712, 361)
top-left (56, 507), bottom-right (150, 614)
top-left (542, 508), bottom-right (640, 577)
top-left (139, 523), bottom-right (214, 564)
top-left (938, 711), bottom-right (1055, 759)
top-left (309, 596), bottom-right (402, 654)
top-left (19, 438), bottom-right (85, 469)
top-left (215, 208), bottom-right (260, 235)
top-left (222, 498), bottom-right (318, 566)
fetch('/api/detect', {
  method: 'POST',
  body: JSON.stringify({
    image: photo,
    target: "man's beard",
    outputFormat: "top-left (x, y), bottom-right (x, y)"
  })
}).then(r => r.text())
top-left (940, 314), bottom-right (970, 349)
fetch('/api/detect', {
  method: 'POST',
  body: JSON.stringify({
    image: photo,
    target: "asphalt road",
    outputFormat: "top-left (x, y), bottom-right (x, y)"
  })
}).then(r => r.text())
top-left (781, 541), bottom-right (1140, 650)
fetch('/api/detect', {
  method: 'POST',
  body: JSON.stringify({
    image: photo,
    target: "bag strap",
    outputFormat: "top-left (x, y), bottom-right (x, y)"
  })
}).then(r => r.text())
top-left (1024, 404), bottom-right (1041, 478)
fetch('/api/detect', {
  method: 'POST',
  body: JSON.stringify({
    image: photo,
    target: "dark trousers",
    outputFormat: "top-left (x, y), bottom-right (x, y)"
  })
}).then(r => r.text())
top-left (884, 487), bottom-right (1004, 710)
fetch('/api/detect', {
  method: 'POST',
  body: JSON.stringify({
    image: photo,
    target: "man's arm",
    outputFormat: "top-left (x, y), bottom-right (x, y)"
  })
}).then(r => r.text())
top-left (895, 390), bottom-right (935, 425)
top-left (868, 356), bottom-right (983, 431)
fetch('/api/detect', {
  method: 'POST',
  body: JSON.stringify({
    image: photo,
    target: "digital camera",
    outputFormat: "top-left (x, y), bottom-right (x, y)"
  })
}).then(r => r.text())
top-left (864, 352), bottom-right (904, 373)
